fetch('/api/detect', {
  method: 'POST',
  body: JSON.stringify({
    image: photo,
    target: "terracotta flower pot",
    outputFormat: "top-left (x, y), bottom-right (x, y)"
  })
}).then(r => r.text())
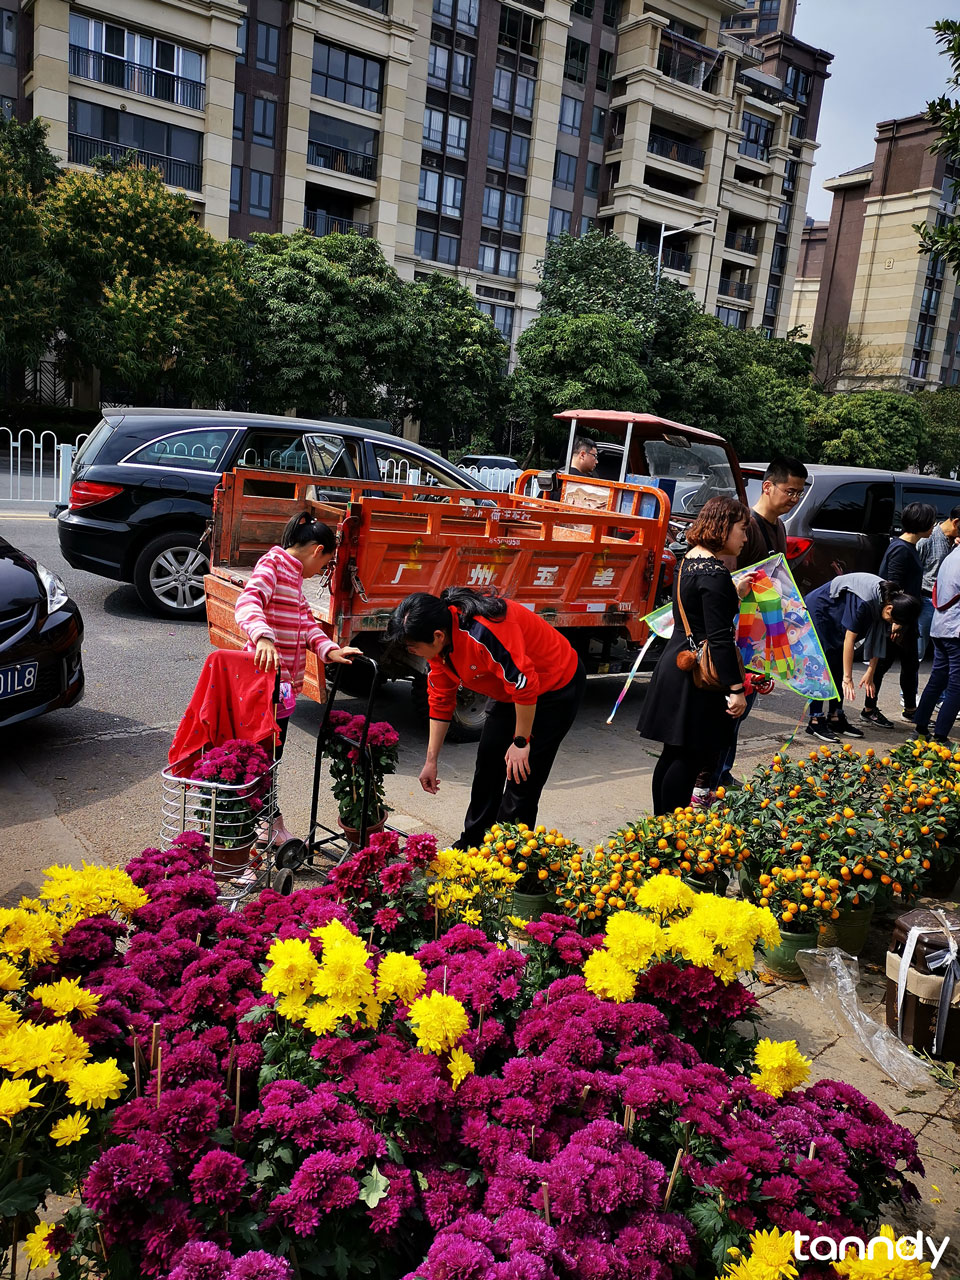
top-left (511, 889), bottom-right (550, 922)
top-left (818, 903), bottom-right (876, 956)
top-left (761, 928), bottom-right (818, 981)
top-left (337, 810), bottom-right (387, 851)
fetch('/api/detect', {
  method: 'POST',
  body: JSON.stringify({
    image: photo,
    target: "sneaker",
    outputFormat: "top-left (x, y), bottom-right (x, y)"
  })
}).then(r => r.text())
top-left (861, 708), bottom-right (894, 729)
top-left (901, 709), bottom-right (917, 723)
top-left (806, 719), bottom-right (840, 743)
top-left (831, 714), bottom-right (865, 739)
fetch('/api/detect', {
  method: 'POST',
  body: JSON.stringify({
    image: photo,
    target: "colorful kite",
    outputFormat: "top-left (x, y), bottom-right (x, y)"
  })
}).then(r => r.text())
top-left (608, 554), bottom-right (837, 723)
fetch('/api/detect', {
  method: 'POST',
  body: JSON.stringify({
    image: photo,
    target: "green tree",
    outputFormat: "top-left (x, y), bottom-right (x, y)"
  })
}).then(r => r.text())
top-left (916, 386), bottom-right (960, 474)
top-left (42, 164), bottom-right (248, 402)
top-left (915, 19), bottom-right (960, 273)
top-left (806, 391), bottom-right (926, 470)
top-left (247, 230), bottom-right (415, 418)
top-left (398, 274), bottom-right (508, 453)
top-left (0, 115), bottom-right (60, 195)
top-left (510, 313), bottom-right (654, 460)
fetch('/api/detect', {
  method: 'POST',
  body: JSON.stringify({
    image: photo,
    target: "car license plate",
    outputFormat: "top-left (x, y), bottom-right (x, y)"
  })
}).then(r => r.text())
top-left (0, 661), bottom-right (38, 700)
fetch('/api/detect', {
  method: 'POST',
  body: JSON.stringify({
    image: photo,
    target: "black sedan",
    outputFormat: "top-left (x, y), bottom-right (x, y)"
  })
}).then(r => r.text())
top-left (0, 536), bottom-right (84, 729)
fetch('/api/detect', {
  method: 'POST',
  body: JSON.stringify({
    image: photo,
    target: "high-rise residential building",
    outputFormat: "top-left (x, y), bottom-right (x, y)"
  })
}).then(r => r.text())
top-left (720, 0), bottom-right (795, 39)
top-left (13, 0), bottom-right (831, 355)
top-left (791, 113), bottom-right (960, 390)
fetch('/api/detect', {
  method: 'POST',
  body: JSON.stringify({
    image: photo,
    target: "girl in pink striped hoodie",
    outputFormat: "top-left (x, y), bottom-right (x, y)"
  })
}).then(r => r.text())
top-left (236, 509), bottom-right (361, 845)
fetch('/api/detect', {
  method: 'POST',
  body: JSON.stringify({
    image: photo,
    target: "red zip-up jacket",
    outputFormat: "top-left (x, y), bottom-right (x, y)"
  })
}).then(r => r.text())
top-left (427, 602), bottom-right (578, 721)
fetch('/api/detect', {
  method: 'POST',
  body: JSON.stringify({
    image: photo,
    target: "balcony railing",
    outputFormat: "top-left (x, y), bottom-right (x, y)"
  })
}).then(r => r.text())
top-left (304, 209), bottom-right (372, 236)
top-left (68, 133), bottom-right (202, 190)
top-left (69, 46), bottom-right (205, 111)
top-left (647, 132), bottom-right (705, 169)
top-left (725, 230), bottom-right (758, 254)
top-left (718, 277), bottom-right (753, 301)
top-left (307, 140), bottom-right (376, 181)
top-left (656, 30), bottom-right (722, 93)
top-left (637, 243), bottom-right (691, 271)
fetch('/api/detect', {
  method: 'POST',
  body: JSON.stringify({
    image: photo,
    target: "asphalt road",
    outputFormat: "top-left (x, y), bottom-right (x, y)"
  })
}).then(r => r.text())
top-left (0, 506), bottom-right (908, 901)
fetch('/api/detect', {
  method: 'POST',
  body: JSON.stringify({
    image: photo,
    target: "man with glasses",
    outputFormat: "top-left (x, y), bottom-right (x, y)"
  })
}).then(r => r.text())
top-left (569, 436), bottom-right (600, 476)
top-left (692, 455), bottom-right (808, 800)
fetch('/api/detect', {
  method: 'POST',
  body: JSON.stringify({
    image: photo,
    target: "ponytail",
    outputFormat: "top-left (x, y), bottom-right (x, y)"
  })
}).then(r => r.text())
top-left (438, 586), bottom-right (507, 624)
top-left (281, 509), bottom-right (336, 553)
top-left (385, 587), bottom-right (507, 651)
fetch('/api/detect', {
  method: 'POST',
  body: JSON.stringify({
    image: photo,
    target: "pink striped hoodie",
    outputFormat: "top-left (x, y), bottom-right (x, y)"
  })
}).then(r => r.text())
top-left (235, 545), bottom-right (337, 695)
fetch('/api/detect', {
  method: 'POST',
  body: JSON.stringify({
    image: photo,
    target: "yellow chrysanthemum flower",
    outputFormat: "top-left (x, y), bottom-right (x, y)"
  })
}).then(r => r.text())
top-left (376, 953), bottom-right (426, 1005)
top-left (0, 959), bottom-right (23, 991)
top-left (750, 1039), bottom-right (811, 1099)
top-left (603, 912), bottom-right (664, 974)
top-left (24, 1222), bottom-right (60, 1269)
top-left (31, 977), bottom-right (101, 1019)
top-left (262, 937), bottom-right (320, 1002)
top-left (715, 1227), bottom-right (797, 1280)
top-left (583, 950), bottom-right (636, 1003)
top-left (834, 1226), bottom-right (933, 1279)
top-left (50, 1110), bottom-right (91, 1146)
top-left (409, 991), bottom-right (469, 1054)
top-left (448, 1045), bottom-right (475, 1090)
top-left (0, 1077), bottom-right (44, 1125)
top-left (64, 1057), bottom-right (127, 1109)
top-left (634, 876), bottom-right (697, 919)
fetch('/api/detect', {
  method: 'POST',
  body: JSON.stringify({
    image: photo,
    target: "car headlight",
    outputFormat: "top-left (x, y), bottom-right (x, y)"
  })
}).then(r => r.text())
top-left (37, 562), bottom-right (70, 613)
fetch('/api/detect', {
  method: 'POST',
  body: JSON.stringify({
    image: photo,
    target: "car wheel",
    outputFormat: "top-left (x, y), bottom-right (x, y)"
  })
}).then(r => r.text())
top-left (412, 675), bottom-right (487, 743)
top-left (134, 531), bottom-right (209, 619)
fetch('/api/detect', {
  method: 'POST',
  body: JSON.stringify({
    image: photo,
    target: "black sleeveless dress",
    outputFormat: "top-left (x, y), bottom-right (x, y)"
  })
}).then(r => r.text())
top-left (637, 555), bottom-right (741, 751)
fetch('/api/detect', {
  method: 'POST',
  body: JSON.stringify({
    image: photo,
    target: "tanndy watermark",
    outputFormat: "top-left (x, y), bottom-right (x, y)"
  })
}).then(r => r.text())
top-left (793, 1231), bottom-right (951, 1269)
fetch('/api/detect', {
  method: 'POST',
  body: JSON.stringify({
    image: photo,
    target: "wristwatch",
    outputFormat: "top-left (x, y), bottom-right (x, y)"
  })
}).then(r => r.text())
top-left (513, 735), bottom-right (529, 748)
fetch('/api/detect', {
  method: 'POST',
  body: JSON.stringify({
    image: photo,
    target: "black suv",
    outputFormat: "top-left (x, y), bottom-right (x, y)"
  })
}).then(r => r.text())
top-left (57, 409), bottom-right (486, 619)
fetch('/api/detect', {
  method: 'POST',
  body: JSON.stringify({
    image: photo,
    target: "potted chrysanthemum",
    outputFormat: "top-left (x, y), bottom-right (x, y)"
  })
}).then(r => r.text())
top-left (326, 712), bottom-right (399, 847)
top-left (189, 738), bottom-right (272, 877)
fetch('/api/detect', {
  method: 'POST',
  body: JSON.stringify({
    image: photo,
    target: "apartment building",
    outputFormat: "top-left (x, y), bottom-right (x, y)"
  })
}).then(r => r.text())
top-left (791, 114), bottom-right (960, 390)
top-left (10, 0), bottom-right (831, 352)
top-left (720, 0), bottom-right (795, 39)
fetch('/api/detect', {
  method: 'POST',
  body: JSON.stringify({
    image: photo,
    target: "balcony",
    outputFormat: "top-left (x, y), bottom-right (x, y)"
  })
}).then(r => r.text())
top-left (69, 46), bottom-right (205, 111)
top-left (637, 243), bottom-right (691, 271)
top-left (647, 132), bottom-right (705, 169)
top-left (307, 139), bottom-right (376, 181)
top-left (725, 230), bottom-right (758, 254)
top-left (656, 30), bottom-right (722, 94)
top-left (68, 132), bottom-right (201, 190)
top-left (304, 209), bottom-right (372, 236)
top-left (718, 277), bottom-right (752, 301)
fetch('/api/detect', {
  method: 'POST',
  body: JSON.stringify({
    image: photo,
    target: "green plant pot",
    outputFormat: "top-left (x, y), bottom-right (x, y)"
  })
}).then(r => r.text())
top-left (511, 889), bottom-right (550, 922)
top-left (924, 856), bottom-right (960, 900)
top-left (683, 869), bottom-right (731, 896)
top-left (817, 903), bottom-right (876, 956)
top-left (761, 929), bottom-right (818, 981)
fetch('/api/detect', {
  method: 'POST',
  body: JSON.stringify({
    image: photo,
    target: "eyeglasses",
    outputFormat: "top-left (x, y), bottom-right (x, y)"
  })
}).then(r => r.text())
top-left (772, 483), bottom-right (805, 500)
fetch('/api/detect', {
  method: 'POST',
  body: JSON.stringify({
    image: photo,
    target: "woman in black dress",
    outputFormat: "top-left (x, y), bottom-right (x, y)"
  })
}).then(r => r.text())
top-left (639, 496), bottom-right (751, 814)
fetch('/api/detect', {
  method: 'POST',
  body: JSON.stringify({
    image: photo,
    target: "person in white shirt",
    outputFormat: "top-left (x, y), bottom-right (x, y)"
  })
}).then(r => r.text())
top-left (915, 543), bottom-right (960, 742)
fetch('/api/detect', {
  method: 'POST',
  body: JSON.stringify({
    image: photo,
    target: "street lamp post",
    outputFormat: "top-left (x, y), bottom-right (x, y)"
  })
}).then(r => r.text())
top-left (656, 217), bottom-right (716, 288)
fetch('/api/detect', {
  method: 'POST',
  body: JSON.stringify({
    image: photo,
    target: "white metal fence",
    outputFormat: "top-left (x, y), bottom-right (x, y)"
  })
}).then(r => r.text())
top-left (0, 428), bottom-right (87, 505)
top-left (458, 465), bottom-right (523, 492)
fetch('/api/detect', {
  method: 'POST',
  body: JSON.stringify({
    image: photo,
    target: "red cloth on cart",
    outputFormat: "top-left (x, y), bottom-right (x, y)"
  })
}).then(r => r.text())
top-left (168, 650), bottom-right (280, 775)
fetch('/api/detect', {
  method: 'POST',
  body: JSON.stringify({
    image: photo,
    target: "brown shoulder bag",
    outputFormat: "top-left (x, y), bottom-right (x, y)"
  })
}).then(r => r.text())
top-left (674, 559), bottom-right (745, 691)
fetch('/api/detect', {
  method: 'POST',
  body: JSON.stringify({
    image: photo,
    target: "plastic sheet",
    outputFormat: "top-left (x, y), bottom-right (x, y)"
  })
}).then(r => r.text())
top-left (795, 947), bottom-right (932, 1090)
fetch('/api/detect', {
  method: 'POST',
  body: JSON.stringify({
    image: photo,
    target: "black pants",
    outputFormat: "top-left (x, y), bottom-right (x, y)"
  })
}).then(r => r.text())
top-left (809, 647), bottom-right (845, 720)
top-left (458, 662), bottom-right (586, 849)
top-left (653, 744), bottom-right (716, 815)
top-left (866, 624), bottom-right (920, 712)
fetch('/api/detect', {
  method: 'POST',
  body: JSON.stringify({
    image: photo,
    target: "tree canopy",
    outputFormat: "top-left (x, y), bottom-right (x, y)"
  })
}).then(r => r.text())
top-left (806, 391), bottom-right (927, 470)
top-left (916, 18), bottom-right (960, 274)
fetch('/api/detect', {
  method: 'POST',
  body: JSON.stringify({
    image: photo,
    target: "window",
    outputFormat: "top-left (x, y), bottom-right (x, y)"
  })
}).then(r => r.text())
top-left (452, 52), bottom-right (474, 92)
top-left (233, 90), bottom-right (245, 139)
top-left (813, 482), bottom-right (894, 535)
top-left (499, 7), bottom-right (539, 56)
top-left (740, 111), bottom-right (773, 161)
top-left (902, 485), bottom-right (960, 521)
top-left (374, 444), bottom-right (468, 490)
top-left (236, 431), bottom-right (310, 475)
top-left (478, 245), bottom-right (516, 276)
top-left (580, 215), bottom-right (594, 235)
top-left (68, 17), bottom-right (207, 105)
top-left (69, 97), bottom-right (203, 180)
top-left (447, 115), bottom-right (468, 156)
top-left (427, 44), bottom-right (449, 85)
top-left (442, 174), bottom-right (463, 216)
top-left (255, 22), bottom-right (279, 72)
top-left (249, 170), bottom-right (273, 218)
top-left (602, 0), bottom-right (620, 26)
top-left (771, 243), bottom-right (787, 271)
top-left (0, 9), bottom-right (15, 64)
top-left (503, 191), bottom-right (524, 232)
top-left (415, 227), bottom-right (435, 259)
top-left (789, 114), bottom-right (805, 140)
top-left (508, 133), bottom-right (529, 174)
top-left (493, 68), bottom-right (513, 110)
top-left (499, 249), bottom-right (518, 278)
top-left (483, 187), bottom-right (503, 225)
top-left (921, 284), bottom-right (942, 314)
top-left (237, 17), bottom-right (247, 62)
top-left (252, 97), bottom-right (276, 145)
top-left (554, 151), bottom-right (577, 190)
top-left (716, 305), bottom-right (746, 330)
top-left (126, 429), bottom-right (234, 471)
top-left (784, 64), bottom-right (811, 103)
top-left (765, 283), bottom-right (780, 313)
top-left (477, 244), bottom-right (496, 273)
top-left (418, 167), bottom-right (440, 209)
top-left (488, 127), bottom-right (507, 167)
top-left (916, 321), bottom-right (935, 351)
top-left (548, 206), bottom-right (571, 239)
top-left (477, 301), bottom-right (514, 341)
top-left (559, 94), bottom-right (582, 135)
top-left (230, 165), bottom-right (241, 212)
top-left (591, 105), bottom-right (606, 141)
top-left (572, 0), bottom-right (594, 15)
top-left (423, 107), bottom-right (444, 150)
top-left (585, 161), bottom-right (600, 193)
top-left (596, 49), bottom-right (613, 92)
top-left (515, 75), bottom-right (535, 117)
top-left (302, 433), bottom-right (362, 480)
top-left (564, 36), bottom-right (589, 83)
top-left (312, 40), bottom-right (383, 112)
top-left (434, 0), bottom-right (478, 33)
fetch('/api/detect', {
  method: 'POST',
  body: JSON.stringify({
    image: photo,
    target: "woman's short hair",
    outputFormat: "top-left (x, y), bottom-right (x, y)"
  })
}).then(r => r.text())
top-left (685, 496), bottom-right (752, 553)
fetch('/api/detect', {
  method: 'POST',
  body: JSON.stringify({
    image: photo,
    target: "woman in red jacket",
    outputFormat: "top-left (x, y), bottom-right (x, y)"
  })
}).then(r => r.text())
top-left (386, 588), bottom-right (586, 849)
